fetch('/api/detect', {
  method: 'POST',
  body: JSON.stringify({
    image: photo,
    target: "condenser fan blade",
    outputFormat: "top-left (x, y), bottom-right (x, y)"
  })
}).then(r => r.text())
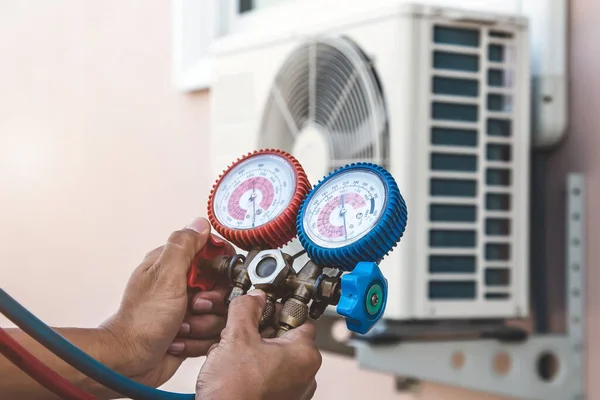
top-left (259, 36), bottom-right (387, 180)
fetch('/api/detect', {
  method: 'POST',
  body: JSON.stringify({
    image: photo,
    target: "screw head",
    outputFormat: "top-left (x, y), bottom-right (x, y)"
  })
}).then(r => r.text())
top-left (365, 283), bottom-right (383, 316)
top-left (370, 293), bottom-right (379, 306)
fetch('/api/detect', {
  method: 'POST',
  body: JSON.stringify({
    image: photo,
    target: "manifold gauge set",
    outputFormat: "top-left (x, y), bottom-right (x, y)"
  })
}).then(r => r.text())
top-left (187, 149), bottom-right (408, 336)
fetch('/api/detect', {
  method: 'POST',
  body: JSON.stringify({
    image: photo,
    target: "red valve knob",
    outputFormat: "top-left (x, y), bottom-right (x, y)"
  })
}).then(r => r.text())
top-left (187, 235), bottom-right (235, 291)
top-left (207, 149), bottom-right (311, 251)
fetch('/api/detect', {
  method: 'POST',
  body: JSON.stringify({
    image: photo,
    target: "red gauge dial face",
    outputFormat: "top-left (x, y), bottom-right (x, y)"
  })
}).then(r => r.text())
top-left (207, 150), bottom-right (311, 250)
top-left (212, 153), bottom-right (297, 230)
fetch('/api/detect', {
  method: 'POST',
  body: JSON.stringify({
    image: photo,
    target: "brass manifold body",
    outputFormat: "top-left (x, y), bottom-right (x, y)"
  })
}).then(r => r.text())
top-left (207, 248), bottom-right (342, 337)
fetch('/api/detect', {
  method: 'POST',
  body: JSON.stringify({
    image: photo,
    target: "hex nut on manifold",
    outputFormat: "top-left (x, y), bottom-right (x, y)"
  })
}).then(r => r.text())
top-left (247, 250), bottom-right (290, 288)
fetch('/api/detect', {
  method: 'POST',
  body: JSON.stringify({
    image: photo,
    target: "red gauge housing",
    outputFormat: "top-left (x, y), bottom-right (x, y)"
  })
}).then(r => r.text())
top-left (207, 149), bottom-right (311, 250)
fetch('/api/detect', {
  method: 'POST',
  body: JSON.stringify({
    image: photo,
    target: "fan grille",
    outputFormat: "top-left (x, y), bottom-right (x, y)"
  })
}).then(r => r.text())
top-left (259, 36), bottom-right (387, 181)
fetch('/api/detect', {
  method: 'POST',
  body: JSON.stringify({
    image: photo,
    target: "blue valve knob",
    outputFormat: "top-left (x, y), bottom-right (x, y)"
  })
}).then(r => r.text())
top-left (336, 261), bottom-right (387, 335)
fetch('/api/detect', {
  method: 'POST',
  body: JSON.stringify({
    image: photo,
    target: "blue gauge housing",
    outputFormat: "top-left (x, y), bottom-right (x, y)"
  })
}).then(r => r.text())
top-left (296, 162), bottom-right (408, 271)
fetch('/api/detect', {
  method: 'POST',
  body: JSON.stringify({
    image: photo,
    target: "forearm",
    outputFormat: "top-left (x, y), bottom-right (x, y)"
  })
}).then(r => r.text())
top-left (0, 327), bottom-right (125, 400)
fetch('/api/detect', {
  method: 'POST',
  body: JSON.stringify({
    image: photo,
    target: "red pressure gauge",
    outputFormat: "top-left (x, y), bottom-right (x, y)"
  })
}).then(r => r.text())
top-left (207, 149), bottom-right (311, 250)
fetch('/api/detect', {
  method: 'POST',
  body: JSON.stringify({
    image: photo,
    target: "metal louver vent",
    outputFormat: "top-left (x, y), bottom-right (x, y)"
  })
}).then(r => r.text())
top-left (258, 36), bottom-right (388, 183)
top-left (426, 24), bottom-right (516, 304)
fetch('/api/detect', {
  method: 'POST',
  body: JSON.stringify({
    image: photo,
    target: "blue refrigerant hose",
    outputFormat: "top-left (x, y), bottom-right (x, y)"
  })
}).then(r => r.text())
top-left (0, 288), bottom-right (195, 400)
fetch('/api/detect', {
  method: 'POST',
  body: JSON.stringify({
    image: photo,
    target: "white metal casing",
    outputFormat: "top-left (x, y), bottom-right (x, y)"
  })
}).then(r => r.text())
top-left (208, 2), bottom-right (530, 320)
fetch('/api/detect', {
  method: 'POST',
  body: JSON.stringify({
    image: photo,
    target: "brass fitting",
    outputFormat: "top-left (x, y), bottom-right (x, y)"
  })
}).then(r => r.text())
top-left (227, 285), bottom-right (246, 304)
top-left (200, 248), bottom-right (343, 335)
top-left (212, 253), bottom-right (252, 305)
top-left (259, 293), bottom-right (277, 328)
top-left (276, 297), bottom-right (308, 337)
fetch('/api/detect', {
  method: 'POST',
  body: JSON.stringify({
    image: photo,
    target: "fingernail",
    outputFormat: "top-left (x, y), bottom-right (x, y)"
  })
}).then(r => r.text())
top-left (178, 322), bottom-right (191, 335)
top-left (168, 342), bottom-right (185, 354)
top-left (193, 298), bottom-right (213, 312)
top-left (185, 218), bottom-right (210, 234)
top-left (247, 289), bottom-right (265, 299)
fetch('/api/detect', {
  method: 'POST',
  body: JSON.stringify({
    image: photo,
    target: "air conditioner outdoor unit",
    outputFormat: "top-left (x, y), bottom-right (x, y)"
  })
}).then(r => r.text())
top-left (208, 1), bottom-right (530, 322)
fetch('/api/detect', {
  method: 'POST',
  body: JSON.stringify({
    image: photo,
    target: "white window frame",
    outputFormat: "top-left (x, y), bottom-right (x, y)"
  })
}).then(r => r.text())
top-left (172, 0), bottom-right (297, 92)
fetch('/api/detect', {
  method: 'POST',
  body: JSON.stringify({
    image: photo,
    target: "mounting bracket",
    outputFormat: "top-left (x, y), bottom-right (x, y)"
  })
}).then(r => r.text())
top-left (313, 174), bottom-right (585, 399)
top-left (344, 174), bottom-right (585, 400)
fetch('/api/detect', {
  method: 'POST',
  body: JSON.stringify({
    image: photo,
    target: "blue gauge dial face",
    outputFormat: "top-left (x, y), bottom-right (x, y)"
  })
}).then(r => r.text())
top-left (302, 169), bottom-right (387, 249)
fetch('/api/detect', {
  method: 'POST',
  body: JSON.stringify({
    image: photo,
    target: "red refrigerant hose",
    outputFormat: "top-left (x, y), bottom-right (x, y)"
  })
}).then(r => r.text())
top-left (0, 326), bottom-right (97, 400)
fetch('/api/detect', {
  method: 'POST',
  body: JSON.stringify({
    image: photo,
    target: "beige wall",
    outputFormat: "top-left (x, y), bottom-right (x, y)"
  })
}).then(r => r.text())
top-left (0, 1), bottom-right (594, 399)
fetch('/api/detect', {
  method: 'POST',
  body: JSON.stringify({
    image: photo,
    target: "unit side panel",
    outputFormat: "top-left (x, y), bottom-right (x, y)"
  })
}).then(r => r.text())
top-left (413, 16), bottom-right (529, 319)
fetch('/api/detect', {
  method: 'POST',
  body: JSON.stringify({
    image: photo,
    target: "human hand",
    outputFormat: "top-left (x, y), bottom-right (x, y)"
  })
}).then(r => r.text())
top-left (196, 289), bottom-right (322, 400)
top-left (99, 217), bottom-right (234, 388)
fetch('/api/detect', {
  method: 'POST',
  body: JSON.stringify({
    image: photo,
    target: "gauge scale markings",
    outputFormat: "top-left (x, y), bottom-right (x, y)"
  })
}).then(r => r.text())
top-left (302, 170), bottom-right (387, 249)
top-left (226, 176), bottom-right (275, 221)
top-left (213, 154), bottom-right (296, 230)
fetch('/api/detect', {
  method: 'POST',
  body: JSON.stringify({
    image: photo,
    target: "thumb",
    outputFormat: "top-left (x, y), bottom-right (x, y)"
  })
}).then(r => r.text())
top-left (277, 319), bottom-right (317, 343)
top-left (155, 217), bottom-right (211, 276)
top-left (222, 289), bottom-right (266, 342)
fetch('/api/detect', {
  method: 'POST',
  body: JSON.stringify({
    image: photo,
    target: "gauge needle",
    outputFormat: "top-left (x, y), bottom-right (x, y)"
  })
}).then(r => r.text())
top-left (252, 198), bottom-right (256, 228)
top-left (251, 181), bottom-right (256, 228)
top-left (340, 194), bottom-right (348, 241)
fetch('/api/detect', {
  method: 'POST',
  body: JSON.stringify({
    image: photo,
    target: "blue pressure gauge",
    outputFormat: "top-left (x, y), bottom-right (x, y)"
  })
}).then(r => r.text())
top-left (297, 162), bottom-right (407, 269)
top-left (296, 162), bottom-right (407, 334)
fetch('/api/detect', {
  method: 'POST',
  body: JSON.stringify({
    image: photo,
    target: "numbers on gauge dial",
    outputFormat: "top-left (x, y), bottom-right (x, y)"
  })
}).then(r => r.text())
top-left (302, 169), bottom-right (387, 249)
top-left (213, 154), bottom-right (297, 230)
